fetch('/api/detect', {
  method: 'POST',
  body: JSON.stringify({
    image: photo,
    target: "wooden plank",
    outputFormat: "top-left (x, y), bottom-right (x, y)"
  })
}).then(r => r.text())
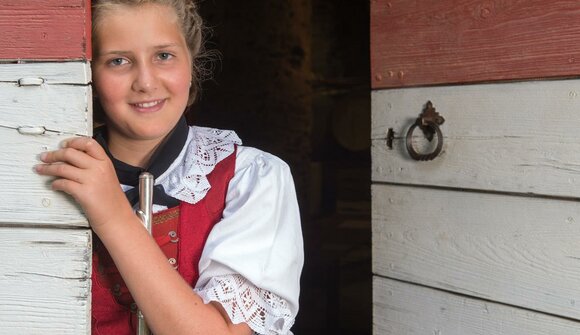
top-left (372, 79), bottom-right (580, 199)
top-left (372, 184), bottom-right (580, 320)
top-left (0, 62), bottom-right (91, 135)
top-left (374, 277), bottom-right (580, 335)
top-left (0, 128), bottom-right (88, 226)
top-left (371, 0), bottom-right (580, 89)
top-left (0, 84), bottom-right (91, 135)
top-left (0, 0), bottom-right (91, 60)
top-left (0, 227), bottom-right (91, 334)
top-left (0, 61), bottom-right (91, 84)
top-left (0, 62), bottom-right (91, 226)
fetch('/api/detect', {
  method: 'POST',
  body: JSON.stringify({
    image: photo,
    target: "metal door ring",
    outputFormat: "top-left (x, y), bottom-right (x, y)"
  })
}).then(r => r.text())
top-left (406, 121), bottom-right (443, 161)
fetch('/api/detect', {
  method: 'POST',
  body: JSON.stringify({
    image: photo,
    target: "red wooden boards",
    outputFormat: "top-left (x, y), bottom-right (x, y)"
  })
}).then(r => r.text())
top-left (371, 0), bottom-right (580, 89)
top-left (0, 0), bottom-right (91, 60)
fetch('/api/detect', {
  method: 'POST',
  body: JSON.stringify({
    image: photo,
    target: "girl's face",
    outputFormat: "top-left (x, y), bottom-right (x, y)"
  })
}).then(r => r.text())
top-left (92, 3), bottom-right (192, 147)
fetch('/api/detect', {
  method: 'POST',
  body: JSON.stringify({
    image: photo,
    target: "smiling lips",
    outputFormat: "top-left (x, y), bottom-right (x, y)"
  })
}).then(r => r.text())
top-left (130, 99), bottom-right (166, 112)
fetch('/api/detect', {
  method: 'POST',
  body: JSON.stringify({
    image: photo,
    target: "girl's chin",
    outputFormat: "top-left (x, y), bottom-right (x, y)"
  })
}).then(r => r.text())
top-left (134, 130), bottom-right (172, 142)
top-left (113, 127), bottom-right (172, 143)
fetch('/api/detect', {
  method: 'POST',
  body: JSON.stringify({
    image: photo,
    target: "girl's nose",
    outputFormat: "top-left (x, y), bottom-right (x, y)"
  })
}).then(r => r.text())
top-left (132, 63), bottom-right (158, 93)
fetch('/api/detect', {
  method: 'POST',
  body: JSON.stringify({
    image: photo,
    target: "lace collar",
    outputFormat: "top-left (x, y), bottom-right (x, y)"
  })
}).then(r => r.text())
top-left (156, 126), bottom-right (242, 205)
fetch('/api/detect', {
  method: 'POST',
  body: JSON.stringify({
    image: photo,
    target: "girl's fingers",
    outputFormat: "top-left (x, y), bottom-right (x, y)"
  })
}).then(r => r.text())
top-left (51, 178), bottom-right (82, 197)
top-left (35, 162), bottom-right (83, 184)
top-left (62, 137), bottom-right (108, 161)
top-left (40, 137), bottom-right (107, 168)
top-left (40, 147), bottom-right (91, 169)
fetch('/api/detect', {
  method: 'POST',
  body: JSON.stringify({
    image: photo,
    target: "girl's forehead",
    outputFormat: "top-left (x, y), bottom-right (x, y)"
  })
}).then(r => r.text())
top-left (98, 3), bottom-right (179, 24)
top-left (94, 3), bottom-right (185, 50)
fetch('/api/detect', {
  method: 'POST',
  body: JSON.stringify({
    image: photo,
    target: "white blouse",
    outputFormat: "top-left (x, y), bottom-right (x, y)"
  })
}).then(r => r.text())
top-left (137, 126), bottom-right (303, 335)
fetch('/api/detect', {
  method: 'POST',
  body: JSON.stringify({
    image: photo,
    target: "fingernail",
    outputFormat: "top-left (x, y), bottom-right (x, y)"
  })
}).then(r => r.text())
top-left (39, 152), bottom-right (47, 161)
top-left (60, 140), bottom-right (68, 148)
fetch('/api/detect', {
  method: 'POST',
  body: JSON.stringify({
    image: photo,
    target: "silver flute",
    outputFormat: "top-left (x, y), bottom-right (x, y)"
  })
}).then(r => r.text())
top-left (136, 172), bottom-right (154, 335)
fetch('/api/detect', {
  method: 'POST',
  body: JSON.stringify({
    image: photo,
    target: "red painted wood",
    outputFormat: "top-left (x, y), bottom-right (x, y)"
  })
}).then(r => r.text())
top-left (0, 0), bottom-right (91, 60)
top-left (371, 0), bottom-right (580, 89)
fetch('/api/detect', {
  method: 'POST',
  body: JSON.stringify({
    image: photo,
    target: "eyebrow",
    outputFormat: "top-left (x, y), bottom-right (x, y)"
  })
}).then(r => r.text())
top-left (99, 50), bottom-right (130, 56)
top-left (99, 44), bottom-right (181, 56)
top-left (153, 43), bottom-right (180, 50)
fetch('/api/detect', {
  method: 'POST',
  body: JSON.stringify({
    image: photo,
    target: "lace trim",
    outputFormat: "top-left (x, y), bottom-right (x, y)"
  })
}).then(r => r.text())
top-left (195, 274), bottom-right (295, 335)
top-left (157, 126), bottom-right (241, 205)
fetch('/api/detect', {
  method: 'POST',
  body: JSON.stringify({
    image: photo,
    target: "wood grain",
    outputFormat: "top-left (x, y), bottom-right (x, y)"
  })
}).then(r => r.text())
top-left (372, 79), bottom-right (580, 199)
top-left (0, 61), bottom-right (91, 83)
top-left (371, 0), bottom-right (580, 89)
top-left (373, 184), bottom-right (580, 321)
top-left (0, 85), bottom-right (91, 135)
top-left (0, 62), bottom-right (91, 225)
top-left (0, 227), bottom-right (91, 334)
top-left (374, 277), bottom-right (580, 334)
top-left (0, 128), bottom-right (89, 226)
top-left (0, 0), bottom-right (91, 60)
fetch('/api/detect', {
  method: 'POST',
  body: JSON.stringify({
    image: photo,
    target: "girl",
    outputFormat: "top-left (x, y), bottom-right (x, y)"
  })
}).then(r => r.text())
top-left (35, 1), bottom-right (303, 334)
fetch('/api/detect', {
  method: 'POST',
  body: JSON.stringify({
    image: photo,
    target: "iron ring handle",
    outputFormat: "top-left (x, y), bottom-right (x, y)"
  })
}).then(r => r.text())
top-left (405, 120), bottom-right (443, 161)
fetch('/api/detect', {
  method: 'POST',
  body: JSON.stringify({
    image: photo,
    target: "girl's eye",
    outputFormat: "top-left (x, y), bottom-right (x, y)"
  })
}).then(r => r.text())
top-left (108, 58), bottom-right (128, 66)
top-left (158, 52), bottom-right (173, 61)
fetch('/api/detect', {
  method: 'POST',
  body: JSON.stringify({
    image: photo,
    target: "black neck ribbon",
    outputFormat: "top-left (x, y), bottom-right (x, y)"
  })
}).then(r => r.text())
top-left (94, 117), bottom-right (189, 208)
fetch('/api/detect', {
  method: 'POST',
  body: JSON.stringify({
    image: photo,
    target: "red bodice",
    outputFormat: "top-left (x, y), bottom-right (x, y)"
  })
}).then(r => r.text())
top-left (91, 151), bottom-right (236, 335)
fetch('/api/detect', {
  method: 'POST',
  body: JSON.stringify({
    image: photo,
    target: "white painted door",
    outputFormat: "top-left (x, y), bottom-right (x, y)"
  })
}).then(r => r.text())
top-left (371, 2), bottom-right (580, 333)
top-left (0, 1), bottom-right (92, 333)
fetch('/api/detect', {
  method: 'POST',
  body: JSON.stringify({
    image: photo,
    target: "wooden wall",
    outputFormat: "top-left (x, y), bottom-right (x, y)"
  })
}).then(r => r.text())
top-left (371, 1), bottom-right (580, 334)
top-left (371, 0), bottom-right (580, 89)
top-left (0, 0), bottom-right (91, 60)
top-left (0, 1), bottom-right (92, 333)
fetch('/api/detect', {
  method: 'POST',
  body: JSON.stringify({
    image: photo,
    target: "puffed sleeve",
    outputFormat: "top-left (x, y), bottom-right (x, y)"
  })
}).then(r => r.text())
top-left (194, 146), bottom-right (304, 335)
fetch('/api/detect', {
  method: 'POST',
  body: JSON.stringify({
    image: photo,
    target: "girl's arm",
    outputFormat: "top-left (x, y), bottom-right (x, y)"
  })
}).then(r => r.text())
top-left (35, 137), bottom-right (252, 335)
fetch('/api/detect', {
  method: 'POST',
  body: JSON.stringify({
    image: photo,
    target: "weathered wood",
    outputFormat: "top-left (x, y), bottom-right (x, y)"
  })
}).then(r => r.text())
top-left (371, 0), bottom-right (580, 89)
top-left (0, 62), bottom-right (91, 134)
top-left (0, 128), bottom-right (89, 226)
top-left (0, 62), bottom-right (91, 226)
top-left (0, 0), bottom-right (91, 60)
top-left (374, 277), bottom-right (580, 335)
top-left (373, 184), bottom-right (580, 321)
top-left (372, 79), bottom-right (580, 199)
top-left (0, 85), bottom-right (91, 135)
top-left (0, 227), bottom-right (91, 334)
top-left (0, 61), bottom-right (91, 84)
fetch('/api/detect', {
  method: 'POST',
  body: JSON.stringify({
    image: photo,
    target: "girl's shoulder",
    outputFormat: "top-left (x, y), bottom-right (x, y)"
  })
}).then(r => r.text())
top-left (158, 125), bottom-right (292, 205)
top-left (188, 125), bottom-right (291, 176)
top-left (234, 146), bottom-right (291, 175)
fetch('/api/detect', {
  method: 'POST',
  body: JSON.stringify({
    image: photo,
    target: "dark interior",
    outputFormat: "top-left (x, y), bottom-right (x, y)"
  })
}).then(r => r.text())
top-left (192, 2), bottom-right (371, 333)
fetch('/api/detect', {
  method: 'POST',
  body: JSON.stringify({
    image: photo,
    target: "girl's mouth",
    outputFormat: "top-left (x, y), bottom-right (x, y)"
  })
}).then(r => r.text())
top-left (130, 99), bottom-right (166, 112)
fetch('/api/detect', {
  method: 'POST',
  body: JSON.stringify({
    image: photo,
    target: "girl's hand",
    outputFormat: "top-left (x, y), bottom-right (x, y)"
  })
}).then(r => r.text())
top-left (35, 137), bottom-right (134, 230)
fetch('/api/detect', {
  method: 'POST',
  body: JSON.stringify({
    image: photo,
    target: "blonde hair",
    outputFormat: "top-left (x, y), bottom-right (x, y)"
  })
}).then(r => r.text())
top-left (92, 0), bottom-right (208, 106)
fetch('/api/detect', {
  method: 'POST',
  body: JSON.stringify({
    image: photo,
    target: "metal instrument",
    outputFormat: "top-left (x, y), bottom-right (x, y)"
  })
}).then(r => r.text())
top-left (136, 172), bottom-right (154, 335)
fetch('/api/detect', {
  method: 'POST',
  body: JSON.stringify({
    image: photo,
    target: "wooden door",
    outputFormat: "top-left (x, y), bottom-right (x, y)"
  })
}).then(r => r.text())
top-left (0, 1), bottom-right (92, 333)
top-left (371, 1), bottom-right (580, 333)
